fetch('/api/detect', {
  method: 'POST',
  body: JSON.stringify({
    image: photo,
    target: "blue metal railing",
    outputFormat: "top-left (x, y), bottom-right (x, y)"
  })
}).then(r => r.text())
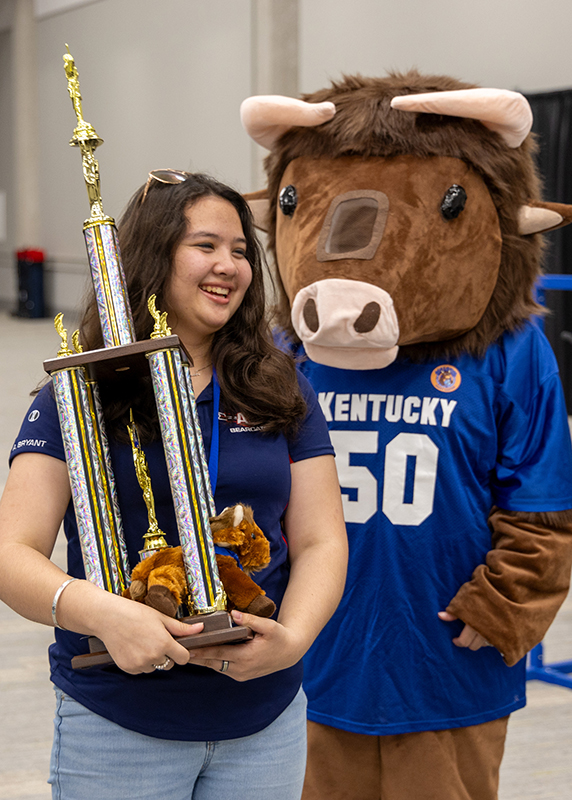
top-left (527, 273), bottom-right (572, 688)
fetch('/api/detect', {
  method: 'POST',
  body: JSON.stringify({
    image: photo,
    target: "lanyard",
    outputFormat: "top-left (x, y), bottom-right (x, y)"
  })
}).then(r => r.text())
top-left (207, 368), bottom-right (220, 496)
top-left (207, 369), bottom-right (240, 565)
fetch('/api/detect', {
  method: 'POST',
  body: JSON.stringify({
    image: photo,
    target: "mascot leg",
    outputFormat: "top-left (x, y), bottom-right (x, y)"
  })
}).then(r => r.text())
top-left (302, 721), bottom-right (380, 800)
top-left (216, 555), bottom-right (276, 617)
top-left (145, 564), bottom-right (187, 617)
top-left (123, 578), bottom-right (146, 602)
top-left (303, 717), bottom-right (508, 800)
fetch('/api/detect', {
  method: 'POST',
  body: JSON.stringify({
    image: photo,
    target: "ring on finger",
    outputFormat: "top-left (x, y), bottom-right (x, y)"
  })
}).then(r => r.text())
top-left (220, 660), bottom-right (230, 673)
top-left (153, 656), bottom-right (173, 671)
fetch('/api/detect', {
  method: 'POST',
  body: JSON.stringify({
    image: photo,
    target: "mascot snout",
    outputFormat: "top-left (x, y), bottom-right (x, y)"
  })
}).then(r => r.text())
top-left (291, 278), bottom-right (399, 370)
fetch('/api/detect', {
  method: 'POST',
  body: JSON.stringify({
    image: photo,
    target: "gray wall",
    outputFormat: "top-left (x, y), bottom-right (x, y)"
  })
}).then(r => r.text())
top-left (0, 0), bottom-right (254, 314)
top-left (299, 0), bottom-right (572, 94)
top-left (0, 23), bottom-right (14, 304)
top-left (1, 0), bottom-right (572, 315)
top-left (40, 0), bottom-right (252, 314)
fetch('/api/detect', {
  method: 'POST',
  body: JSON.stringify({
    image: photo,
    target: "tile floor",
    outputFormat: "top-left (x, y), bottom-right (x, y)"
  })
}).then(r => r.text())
top-left (1, 311), bottom-right (572, 799)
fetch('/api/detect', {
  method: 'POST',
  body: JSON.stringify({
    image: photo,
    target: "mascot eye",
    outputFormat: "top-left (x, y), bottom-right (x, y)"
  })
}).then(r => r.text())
top-left (440, 185), bottom-right (467, 220)
top-left (279, 184), bottom-right (298, 216)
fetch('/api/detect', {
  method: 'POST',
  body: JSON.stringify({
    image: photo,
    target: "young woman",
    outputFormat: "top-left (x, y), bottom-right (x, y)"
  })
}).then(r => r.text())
top-left (0, 172), bottom-right (347, 800)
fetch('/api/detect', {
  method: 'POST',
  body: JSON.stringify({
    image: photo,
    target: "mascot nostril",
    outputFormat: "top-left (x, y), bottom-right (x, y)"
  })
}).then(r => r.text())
top-left (303, 298), bottom-right (320, 332)
top-left (354, 301), bottom-right (381, 333)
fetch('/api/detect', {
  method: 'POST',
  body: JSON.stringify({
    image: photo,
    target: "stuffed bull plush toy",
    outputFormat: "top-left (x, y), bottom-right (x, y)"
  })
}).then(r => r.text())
top-left (240, 71), bottom-right (572, 800)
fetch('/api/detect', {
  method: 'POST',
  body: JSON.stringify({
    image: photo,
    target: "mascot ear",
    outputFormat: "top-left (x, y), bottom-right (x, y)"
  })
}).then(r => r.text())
top-left (518, 201), bottom-right (572, 235)
top-left (243, 189), bottom-right (271, 232)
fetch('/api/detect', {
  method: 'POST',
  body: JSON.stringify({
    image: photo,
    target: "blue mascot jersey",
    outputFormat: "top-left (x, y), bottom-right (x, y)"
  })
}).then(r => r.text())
top-left (299, 321), bottom-right (572, 735)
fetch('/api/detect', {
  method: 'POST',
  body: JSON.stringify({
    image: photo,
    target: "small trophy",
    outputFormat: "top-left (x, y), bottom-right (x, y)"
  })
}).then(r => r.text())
top-left (127, 410), bottom-right (171, 561)
top-left (45, 49), bottom-right (251, 669)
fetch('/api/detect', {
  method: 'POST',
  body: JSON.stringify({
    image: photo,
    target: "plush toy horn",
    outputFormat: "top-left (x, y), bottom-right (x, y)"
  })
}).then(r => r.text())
top-left (240, 95), bottom-right (336, 150)
top-left (233, 504), bottom-right (245, 528)
top-left (390, 88), bottom-right (533, 148)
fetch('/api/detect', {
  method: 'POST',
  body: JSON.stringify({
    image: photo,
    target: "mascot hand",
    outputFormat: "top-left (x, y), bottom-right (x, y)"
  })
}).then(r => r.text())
top-left (438, 611), bottom-right (493, 652)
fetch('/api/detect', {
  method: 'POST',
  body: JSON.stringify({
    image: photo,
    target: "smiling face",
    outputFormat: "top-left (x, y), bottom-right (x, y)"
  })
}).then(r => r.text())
top-left (164, 196), bottom-right (253, 354)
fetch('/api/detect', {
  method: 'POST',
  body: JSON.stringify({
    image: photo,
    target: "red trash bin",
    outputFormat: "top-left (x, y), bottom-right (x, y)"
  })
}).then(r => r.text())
top-left (16, 248), bottom-right (45, 318)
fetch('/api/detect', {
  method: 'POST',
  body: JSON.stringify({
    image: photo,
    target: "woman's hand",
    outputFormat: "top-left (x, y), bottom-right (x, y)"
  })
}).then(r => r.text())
top-left (60, 581), bottom-right (204, 674)
top-left (185, 610), bottom-right (306, 681)
top-left (94, 596), bottom-right (203, 674)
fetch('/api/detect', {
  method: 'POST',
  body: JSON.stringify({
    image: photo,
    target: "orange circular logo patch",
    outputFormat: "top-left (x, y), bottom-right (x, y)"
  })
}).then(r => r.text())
top-left (431, 365), bottom-right (461, 393)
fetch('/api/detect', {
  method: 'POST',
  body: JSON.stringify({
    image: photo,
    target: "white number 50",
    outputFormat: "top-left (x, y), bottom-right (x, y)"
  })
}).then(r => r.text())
top-left (330, 431), bottom-right (439, 527)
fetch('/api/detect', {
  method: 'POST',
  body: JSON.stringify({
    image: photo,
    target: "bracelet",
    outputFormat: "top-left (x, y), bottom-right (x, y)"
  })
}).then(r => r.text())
top-left (51, 577), bottom-right (78, 631)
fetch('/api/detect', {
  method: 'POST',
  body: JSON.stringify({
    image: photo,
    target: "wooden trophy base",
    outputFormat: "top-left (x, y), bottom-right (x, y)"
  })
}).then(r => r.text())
top-left (71, 610), bottom-right (252, 670)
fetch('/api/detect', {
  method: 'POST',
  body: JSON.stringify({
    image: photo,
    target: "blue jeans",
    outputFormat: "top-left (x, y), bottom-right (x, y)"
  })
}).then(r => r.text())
top-left (49, 685), bottom-right (307, 800)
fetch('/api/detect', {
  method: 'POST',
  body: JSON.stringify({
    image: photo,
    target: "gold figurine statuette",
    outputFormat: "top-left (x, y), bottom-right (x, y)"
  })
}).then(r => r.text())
top-left (127, 410), bottom-right (170, 559)
top-left (63, 45), bottom-right (112, 227)
top-left (148, 295), bottom-right (172, 339)
top-left (54, 313), bottom-right (82, 358)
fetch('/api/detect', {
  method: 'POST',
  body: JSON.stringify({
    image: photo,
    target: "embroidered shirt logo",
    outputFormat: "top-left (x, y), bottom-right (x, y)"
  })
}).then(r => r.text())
top-left (12, 438), bottom-right (47, 451)
top-left (431, 365), bottom-right (461, 393)
top-left (218, 411), bottom-right (263, 433)
top-left (28, 410), bottom-right (40, 422)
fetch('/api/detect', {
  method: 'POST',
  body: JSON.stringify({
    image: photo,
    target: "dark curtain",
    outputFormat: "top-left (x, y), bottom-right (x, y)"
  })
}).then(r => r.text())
top-left (525, 88), bottom-right (572, 411)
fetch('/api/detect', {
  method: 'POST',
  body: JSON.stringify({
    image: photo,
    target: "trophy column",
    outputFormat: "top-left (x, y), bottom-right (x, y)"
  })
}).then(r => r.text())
top-left (49, 50), bottom-right (251, 669)
top-left (146, 310), bottom-right (224, 614)
top-left (84, 221), bottom-right (135, 347)
top-left (49, 318), bottom-right (129, 593)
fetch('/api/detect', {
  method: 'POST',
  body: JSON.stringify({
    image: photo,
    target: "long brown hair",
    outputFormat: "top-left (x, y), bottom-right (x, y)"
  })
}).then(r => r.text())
top-left (80, 173), bottom-right (306, 440)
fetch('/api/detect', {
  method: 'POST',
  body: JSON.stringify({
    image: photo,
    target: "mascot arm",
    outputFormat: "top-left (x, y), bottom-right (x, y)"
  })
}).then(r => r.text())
top-left (446, 507), bottom-right (572, 666)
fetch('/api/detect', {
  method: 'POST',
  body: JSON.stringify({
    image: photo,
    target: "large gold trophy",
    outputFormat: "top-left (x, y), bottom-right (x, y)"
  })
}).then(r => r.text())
top-left (45, 48), bottom-right (250, 668)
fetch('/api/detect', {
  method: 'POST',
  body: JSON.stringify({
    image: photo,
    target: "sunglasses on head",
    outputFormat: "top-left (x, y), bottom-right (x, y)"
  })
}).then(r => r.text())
top-left (141, 169), bottom-right (189, 204)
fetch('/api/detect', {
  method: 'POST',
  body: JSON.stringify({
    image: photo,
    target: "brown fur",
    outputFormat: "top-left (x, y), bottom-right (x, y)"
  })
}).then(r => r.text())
top-left (264, 71), bottom-right (545, 361)
top-left (123, 505), bottom-right (275, 617)
top-left (447, 507), bottom-right (572, 665)
top-left (210, 504), bottom-right (271, 575)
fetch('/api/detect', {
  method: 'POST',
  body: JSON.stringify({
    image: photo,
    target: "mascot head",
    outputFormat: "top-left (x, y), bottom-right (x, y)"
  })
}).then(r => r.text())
top-left (241, 71), bottom-right (572, 369)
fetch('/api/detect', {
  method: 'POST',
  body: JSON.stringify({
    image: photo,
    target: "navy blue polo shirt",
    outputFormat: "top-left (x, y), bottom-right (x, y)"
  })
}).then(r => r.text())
top-left (11, 372), bottom-right (334, 741)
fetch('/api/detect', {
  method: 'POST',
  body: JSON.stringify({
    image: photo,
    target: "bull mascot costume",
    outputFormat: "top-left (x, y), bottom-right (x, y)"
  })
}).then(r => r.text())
top-left (240, 72), bottom-right (572, 800)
